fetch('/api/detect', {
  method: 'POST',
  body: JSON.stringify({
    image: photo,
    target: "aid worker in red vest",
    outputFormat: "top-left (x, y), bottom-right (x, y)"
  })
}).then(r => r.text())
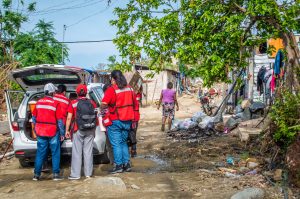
top-left (32, 83), bottom-right (64, 181)
top-left (53, 84), bottom-right (70, 142)
top-left (101, 70), bottom-right (139, 174)
top-left (65, 84), bottom-right (98, 180)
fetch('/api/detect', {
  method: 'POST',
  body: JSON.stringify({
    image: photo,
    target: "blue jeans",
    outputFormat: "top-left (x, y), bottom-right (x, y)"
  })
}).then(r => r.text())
top-left (34, 133), bottom-right (60, 176)
top-left (107, 120), bottom-right (132, 166)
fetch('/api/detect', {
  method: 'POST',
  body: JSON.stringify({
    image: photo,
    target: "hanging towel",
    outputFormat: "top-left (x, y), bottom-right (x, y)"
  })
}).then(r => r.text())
top-left (271, 73), bottom-right (276, 92)
top-left (274, 50), bottom-right (284, 76)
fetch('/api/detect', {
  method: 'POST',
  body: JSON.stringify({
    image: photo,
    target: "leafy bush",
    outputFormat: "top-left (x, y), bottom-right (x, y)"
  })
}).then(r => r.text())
top-left (270, 91), bottom-right (300, 148)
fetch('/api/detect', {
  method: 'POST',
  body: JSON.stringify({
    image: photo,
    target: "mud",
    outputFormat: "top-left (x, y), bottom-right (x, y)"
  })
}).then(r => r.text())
top-left (0, 95), bottom-right (297, 198)
top-left (0, 135), bottom-right (12, 155)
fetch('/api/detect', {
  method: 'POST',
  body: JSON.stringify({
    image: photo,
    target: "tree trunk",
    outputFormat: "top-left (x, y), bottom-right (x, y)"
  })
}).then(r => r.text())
top-left (282, 32), bottom-right (300, 92)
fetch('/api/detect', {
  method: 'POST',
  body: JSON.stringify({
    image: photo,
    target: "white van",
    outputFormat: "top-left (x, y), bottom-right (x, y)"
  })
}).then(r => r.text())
top-left (5, 64), bottom-right (108, 167)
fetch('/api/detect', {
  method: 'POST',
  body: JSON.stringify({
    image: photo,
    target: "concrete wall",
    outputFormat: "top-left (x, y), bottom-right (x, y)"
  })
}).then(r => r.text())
top-left (138, 70), bottom-right (177, 104)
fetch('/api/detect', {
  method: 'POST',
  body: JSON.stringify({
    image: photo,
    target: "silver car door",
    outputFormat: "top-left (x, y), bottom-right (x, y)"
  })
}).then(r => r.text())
top-left (4, 90), bottom-right (25, 138)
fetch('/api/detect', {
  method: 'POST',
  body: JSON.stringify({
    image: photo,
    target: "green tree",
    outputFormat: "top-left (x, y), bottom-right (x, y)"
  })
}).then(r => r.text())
top-left (0, 1), bottom-right (68, 106)
top-left (111, 0), bottom-right (300, 89)
top-left (14, 20), bottom-right (68, 66)
top-left (107, 55), bottom-right (117, 70)
top-left (0, 0), bottom-right (36, 64)
top-left (0, 0), bottom-right (36, 105)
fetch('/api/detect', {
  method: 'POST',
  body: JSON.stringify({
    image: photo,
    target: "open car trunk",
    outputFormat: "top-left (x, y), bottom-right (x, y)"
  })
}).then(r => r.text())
top-left (10, 64), bottom-right (89, 92)
top-left (6, 64), bottom-right (90, 140)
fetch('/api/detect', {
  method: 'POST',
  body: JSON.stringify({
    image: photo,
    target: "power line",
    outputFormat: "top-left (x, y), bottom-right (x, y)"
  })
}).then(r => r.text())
top-left (0, 39), bottom-right (113, 44)
top-left (67, 6), bottom-right (109, 28)
top-left (66, 0), bottom-right (117, 28)
top-left (31, 0), bottom-right (105, 16)
top-left (59, 39), bottom-right (113, 43)
top-left (36, 0), bottom-right (83, 12)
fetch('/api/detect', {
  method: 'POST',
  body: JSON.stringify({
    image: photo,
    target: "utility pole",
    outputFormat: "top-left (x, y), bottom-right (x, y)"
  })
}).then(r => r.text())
top-left (61, 25), bottom-right (67, 64)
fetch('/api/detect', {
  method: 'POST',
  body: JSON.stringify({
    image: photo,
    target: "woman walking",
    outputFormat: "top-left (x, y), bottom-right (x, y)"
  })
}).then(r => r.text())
top-left (157, 82), bottom-right (179, 131)
top-left (101, 70), bottom-right (138, 173)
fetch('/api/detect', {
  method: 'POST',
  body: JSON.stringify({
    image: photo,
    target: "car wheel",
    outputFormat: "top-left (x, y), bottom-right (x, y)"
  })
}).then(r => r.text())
top-left (19, 159), bottom-right (33, 167)
top-left (94, 147), bottom-right (110, 165)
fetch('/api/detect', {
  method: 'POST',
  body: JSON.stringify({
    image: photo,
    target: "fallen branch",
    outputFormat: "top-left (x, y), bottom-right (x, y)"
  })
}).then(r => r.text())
top-left (0, 138), bottom-right (14, 163)
top-left (0, 151), bottom-right (14, 160)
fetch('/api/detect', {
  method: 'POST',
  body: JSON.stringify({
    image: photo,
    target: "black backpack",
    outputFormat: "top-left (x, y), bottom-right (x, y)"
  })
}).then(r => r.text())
top-left (76, 99), bottom-right (96, 131)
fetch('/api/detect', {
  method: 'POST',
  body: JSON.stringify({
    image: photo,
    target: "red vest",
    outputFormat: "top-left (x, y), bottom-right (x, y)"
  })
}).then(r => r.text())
top-left (34, 96), bottom-right (58, 137)
top-left (136, 93), bottom-right (141, 101)
top-left (112, 85), bottom-right (135, 121)
top-left (134, 95), bottom-right (140, 122)
top-left (102, 110), bottom-right (112, 127)
top-left (53, 93), bottom-right (70, 125)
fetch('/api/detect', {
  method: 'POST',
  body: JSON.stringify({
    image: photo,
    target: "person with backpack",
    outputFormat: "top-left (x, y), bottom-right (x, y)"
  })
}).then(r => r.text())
top-left (101, 70), bottom-right (138, 174)
top-left (65, 84), bottom-right (98, 180)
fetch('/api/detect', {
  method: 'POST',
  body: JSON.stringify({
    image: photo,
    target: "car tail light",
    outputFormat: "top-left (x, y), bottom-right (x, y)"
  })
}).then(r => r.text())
top-left (11, 122), bottom-right (20, 131)
top-left (15, 151), bottom-right (25, 155)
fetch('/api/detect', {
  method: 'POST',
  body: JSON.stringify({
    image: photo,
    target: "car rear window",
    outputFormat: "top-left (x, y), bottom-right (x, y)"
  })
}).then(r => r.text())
top-left (22, 74), bottom-right (81, 85)
top-left (25, 74), bottom-right (78, 81)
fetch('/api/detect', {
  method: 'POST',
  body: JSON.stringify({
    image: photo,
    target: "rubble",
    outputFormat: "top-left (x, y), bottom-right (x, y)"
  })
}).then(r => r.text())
top-left (247, 162), bottom-right (259, 169)
top-left (273, 169), bottom-right (282, 181)
top-left (238, 127), bottom-right (261, 142)
top-left (225, 117), bottom-right (238, 130)
top-left (167, 127), bottom-right (213, 141)
top-left (241, 99), bottom-right (251, 109)
top-left (286, 137), bottom-right (300, 187)
top-left (230, 188), bottom-right (265, 199)
top-left (131, 184), bottom-right (141, 190)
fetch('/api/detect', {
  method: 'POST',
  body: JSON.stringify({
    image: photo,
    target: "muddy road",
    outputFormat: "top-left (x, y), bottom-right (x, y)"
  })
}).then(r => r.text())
top-left (0, 96), bottom-right (291, 198)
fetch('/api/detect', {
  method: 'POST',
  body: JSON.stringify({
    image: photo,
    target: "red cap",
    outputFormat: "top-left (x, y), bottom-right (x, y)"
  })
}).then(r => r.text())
top-left (76, 84), bottom-right (87, 95)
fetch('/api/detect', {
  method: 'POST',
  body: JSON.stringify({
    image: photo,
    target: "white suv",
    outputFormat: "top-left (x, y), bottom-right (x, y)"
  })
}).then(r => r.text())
top-left (5, 64), bottom-right (108, 167)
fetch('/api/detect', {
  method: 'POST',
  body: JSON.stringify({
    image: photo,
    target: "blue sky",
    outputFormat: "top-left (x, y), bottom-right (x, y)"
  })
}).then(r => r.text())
top-left (22, 0), bottom-right (127, 68)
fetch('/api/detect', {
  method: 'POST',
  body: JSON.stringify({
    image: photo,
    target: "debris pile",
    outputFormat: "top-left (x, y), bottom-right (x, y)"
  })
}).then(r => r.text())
top-left (167, 111), bottom-right (219, 141)
top-left (168, 99), bottom-right (266, 142)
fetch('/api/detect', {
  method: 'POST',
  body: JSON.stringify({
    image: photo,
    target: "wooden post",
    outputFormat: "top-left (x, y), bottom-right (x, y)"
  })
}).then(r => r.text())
top-left (152, 79), bottom-right (158, 103)
top-left (248, 57), bottom-right (254, 100)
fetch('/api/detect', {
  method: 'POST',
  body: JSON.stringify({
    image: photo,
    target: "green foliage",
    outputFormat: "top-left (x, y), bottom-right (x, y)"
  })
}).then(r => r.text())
top-left (111, 0), bottom-right (300, 86)
top-left (14, 20), bottom-right (68, 66)
top-left (0, 0), bottom-right (36, 64)
top-left (270, 91), bottom-right (300, 148)
top-left (10, 81), bottom-right (21, 90)
top-left (107, 55), bottom-right (117, 70)
top-left (1, 1), bottom-right (66, 67)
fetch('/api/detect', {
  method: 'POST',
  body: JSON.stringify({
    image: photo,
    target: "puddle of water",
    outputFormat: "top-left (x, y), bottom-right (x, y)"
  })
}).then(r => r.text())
top-left (136, 155), bottom-right (169, 174)
top-left (92, 155), bottom-right (168, 175)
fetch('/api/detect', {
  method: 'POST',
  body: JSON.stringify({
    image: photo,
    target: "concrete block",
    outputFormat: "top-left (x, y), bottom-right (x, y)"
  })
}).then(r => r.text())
top-left (238, 127), bottom-right (261, 142)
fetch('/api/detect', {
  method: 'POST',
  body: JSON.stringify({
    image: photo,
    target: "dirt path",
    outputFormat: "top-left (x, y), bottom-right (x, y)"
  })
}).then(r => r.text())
top-left (0, 95), bottom-right (291, 198)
